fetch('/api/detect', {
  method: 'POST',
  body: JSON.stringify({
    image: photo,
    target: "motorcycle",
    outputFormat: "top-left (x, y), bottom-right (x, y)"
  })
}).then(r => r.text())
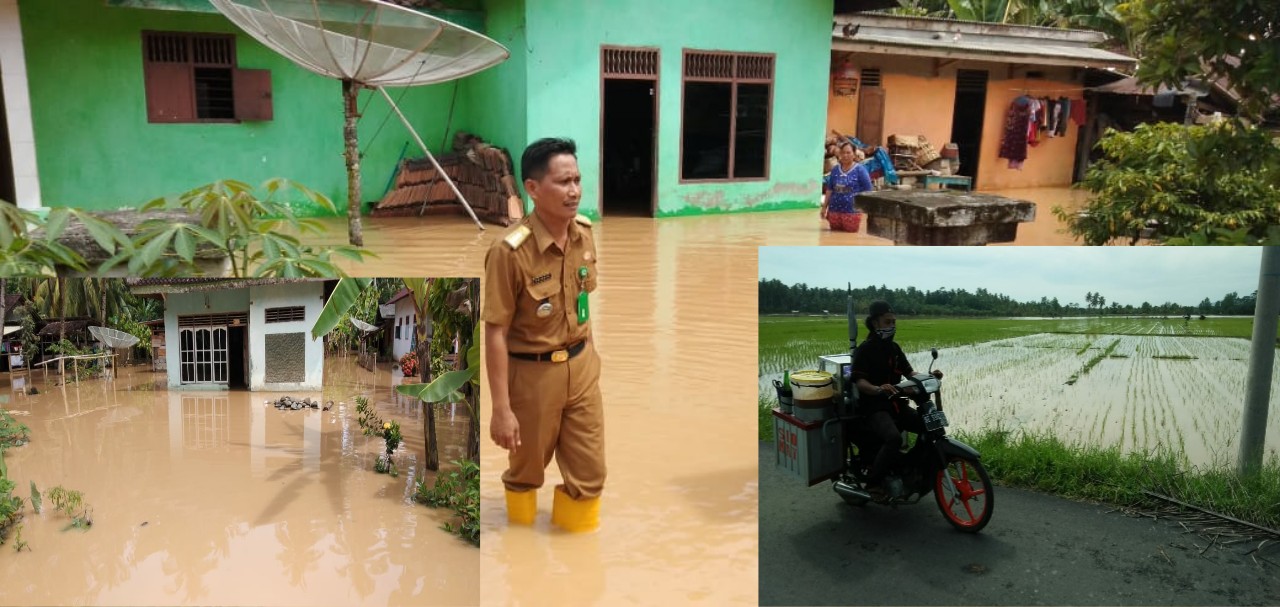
top-left (771, 288), bottom-right (994, 533)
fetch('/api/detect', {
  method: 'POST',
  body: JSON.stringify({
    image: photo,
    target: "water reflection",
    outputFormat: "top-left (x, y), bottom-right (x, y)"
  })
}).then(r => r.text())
top-left (0, 359), bottom-right (476, 606)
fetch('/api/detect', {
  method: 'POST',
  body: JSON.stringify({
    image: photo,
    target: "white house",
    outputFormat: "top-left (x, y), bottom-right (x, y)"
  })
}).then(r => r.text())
top-left (385, 288), bottom-right (418, 361)
top-left (130, 278), bottom-right (332, 391)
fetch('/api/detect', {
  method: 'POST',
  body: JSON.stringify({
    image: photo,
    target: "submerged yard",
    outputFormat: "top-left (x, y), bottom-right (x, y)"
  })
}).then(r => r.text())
top-left (0, 357), bottom-right (475, 607)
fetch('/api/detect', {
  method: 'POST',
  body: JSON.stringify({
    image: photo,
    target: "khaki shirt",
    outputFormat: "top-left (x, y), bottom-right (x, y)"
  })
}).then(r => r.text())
top-left (482, 211), bottom-right (599, 354)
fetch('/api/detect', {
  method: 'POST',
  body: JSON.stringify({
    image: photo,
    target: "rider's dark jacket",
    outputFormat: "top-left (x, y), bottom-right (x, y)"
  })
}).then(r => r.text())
top-left (851, 334), bottom-right (914, 415)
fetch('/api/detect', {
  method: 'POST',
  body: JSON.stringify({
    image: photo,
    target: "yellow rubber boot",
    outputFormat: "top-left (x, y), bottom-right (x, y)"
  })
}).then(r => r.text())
top-left (505, 489), bottom-right (537, 525)
top-left (551, 485), bottom-right (600, 533)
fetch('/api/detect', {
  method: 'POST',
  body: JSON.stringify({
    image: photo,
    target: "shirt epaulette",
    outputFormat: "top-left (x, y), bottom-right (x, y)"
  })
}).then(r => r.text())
top-left (574, 215), bottom-right (592, 227)
top-left (504, 225), bottom-right (532, 249)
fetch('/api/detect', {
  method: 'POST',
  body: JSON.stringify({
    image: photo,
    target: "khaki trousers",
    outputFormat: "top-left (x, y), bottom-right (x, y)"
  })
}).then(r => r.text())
top-left (501, 343), bottom-right (606, 499)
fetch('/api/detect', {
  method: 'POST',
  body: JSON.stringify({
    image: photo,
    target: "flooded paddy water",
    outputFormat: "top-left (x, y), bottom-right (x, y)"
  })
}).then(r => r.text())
top-left (0, 357), bottom-right (475, 606)
top-left (760, 327), bottom-right (1280, 469)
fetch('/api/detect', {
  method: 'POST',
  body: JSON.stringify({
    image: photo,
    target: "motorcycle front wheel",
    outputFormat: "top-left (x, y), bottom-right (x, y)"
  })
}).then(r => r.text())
top-left (934, 456), bottom-right (994, 533)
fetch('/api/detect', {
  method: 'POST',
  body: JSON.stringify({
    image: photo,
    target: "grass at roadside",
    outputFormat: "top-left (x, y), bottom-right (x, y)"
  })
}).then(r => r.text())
top-left (955, 427), bottom-right (1280, 530)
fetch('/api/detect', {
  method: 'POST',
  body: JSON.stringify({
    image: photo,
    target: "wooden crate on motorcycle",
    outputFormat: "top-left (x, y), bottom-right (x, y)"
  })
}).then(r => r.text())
top-left (856, 191), bottom-right (1036, 246)
top-left (772, 410), bottom-right (844, 486)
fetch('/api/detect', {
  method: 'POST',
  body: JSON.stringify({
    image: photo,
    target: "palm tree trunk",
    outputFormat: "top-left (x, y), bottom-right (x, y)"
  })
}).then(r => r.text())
top-left (343, 79), bottom-right (364, 247)
top-left (419, 330), bottom-right (439, 471)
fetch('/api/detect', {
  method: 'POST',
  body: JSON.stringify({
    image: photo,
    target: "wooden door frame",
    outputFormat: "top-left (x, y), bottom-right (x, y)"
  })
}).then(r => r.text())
top-left (599, 45), bottom-right (660, 218)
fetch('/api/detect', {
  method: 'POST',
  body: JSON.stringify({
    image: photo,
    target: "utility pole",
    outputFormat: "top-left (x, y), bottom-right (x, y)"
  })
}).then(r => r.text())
top-left (1238, 247), bottom-right (1280, 475)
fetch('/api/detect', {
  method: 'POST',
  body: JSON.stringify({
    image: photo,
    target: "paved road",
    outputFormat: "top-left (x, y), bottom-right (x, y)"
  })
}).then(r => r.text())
top-left (759, 442), bottom-right (1280, 606)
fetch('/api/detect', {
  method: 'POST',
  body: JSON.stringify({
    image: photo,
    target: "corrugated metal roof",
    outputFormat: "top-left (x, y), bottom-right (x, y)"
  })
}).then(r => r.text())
top-left (38, 319), bottom-right (92, 337)
top-left (834, 14), bottom-right (1136, 70)
top-left (384, 288), bottom-right (413, 306)
top-left (128, 278), bottom-right (324, 295)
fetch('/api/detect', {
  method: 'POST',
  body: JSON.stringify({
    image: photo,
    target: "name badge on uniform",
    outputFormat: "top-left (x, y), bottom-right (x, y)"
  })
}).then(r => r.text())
top-left (536, 299), bottom-right (553, 318)
top-left (576, 266), bottom-right (590, 324)
top-left (532, 273), bottom-right (552, 285)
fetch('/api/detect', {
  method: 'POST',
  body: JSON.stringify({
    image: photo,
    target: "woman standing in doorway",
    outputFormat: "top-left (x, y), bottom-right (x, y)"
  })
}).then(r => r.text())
top-left (821, 141), bottom-right (873, 232)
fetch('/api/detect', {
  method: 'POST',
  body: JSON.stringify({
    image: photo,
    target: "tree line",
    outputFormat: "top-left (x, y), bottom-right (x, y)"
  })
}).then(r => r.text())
top-left (758, 280), bottom-right (1260, 317)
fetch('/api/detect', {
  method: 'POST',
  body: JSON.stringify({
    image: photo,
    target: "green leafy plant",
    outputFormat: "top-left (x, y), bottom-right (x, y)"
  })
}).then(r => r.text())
top-left (354, 396), bottom-right (384, 437)
top-left (1125, 0), bottom-right (1279, 120)
top-left (0, 203), bottom-right (123, 277)
top-left (110, 315), bottom-right (154, 357)
top-left (1056, 122), bottom-right (1280, 245)
top-left (0, 408), bottom-right (30, 449)
top-left (105, 178), bottom-right (372, 277)
top-left (415, 459), bottom-right (479, 545)
top-left (46, 485), bottom-right (92, 529)
top-left (46, 339), bottom-right (101, 381)
top-left (29, 481), bottom-right (40, 515)
top-left (11, 524), bottom-right (27, 552)
top-left (395, 324), bottom-right (480, 410)
top-left (0, 451), bottom-right (24, 544)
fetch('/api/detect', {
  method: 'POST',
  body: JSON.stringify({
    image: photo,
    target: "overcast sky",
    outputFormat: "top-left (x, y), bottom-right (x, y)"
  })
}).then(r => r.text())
top-left (758, 247), bottom-right (1267, 307)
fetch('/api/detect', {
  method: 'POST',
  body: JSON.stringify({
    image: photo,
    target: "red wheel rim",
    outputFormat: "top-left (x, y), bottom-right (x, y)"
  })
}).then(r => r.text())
top-left (935, 458), bottom-right (988, 528)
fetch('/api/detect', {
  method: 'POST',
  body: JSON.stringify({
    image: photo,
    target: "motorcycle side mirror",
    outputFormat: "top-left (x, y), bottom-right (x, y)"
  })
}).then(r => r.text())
top-left (931, 348), bottom-right (938, 359)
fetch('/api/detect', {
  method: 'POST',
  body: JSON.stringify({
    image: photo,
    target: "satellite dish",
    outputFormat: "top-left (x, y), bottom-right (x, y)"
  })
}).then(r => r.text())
top-left (209, 0), bottom-right (510, 242)
top-left (88, 326), bottom-right (140, 349)
top-left (208, 0), bottom-right (509, 86)
top-left (350, 317), bottom-right (380, 335)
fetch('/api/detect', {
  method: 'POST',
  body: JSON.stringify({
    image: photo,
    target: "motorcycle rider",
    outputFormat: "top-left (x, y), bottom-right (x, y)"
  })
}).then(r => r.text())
top-left (851, 301), bottom-right (942, 501)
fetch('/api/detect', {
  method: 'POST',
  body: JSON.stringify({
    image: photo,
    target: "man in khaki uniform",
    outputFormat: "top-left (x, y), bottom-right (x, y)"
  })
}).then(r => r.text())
top-left (483, 137), bottom-right (605, 533)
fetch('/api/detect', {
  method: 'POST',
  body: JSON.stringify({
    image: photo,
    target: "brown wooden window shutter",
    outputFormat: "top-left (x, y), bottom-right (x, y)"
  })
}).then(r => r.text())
top-left (142, 31), bottom-right (272, 124)
top-left (143, 32), bottom-right (195, 123)
top-left (233, 69), bottom-right (273, 121)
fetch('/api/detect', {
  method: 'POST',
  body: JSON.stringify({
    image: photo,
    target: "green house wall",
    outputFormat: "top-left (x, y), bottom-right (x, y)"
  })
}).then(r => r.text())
top-left (19, 0), bottom-right (484, 214)
top-left (519, 0), bottom-right (832, 217)
top-left (18, 0), bottom-right (831, 219)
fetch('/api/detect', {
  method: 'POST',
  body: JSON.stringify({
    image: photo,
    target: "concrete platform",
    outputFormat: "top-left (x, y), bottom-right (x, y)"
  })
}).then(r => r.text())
top-left (857, 190), bottom-right (1036, 245)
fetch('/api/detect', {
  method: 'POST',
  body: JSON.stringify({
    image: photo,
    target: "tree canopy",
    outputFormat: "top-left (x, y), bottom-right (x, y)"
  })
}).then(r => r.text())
top-left (1125, 0), bottom-right (1279, 120)
top-left (759, 279), bottom-right (1260, 317)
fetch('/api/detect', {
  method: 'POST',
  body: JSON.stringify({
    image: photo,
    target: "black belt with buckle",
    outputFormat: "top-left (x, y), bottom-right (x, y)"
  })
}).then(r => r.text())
top-left (509, 340), bottom-right (587, 363)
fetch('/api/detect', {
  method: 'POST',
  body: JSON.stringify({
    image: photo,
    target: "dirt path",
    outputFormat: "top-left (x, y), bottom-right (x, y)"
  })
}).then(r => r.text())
top-left (758, 442), bottom-right (1280, 606)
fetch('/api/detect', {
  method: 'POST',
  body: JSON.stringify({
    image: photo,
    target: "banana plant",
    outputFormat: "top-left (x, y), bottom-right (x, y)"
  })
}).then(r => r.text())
top-left (313, 277), bottom-right (473, 469)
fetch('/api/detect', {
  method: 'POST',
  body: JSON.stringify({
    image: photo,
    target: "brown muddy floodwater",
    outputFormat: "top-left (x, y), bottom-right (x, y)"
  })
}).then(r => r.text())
top-left (0, 357), bottom-right (475, 607)
top-left (311, 187), bottom-right (1088, 275)
top-left (307, 212), bottom-right (762, 604)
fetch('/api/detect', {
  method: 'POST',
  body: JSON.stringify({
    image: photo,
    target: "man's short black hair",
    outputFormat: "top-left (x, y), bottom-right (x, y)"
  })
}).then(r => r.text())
top-left (521, 138), bottom-right (577, 182)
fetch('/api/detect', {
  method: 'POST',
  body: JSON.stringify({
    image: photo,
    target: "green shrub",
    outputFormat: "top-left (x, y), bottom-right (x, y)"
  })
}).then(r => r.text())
top-left (415, 459), bottom-right (479, 546)
top-left (1058, 121), bottom-right (1280, 245)
top-left (0, 409), bottom-right (29, 449)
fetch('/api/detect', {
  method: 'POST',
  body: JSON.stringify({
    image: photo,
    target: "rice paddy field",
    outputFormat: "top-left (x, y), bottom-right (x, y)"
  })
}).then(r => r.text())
top-left (760, 316), bottom-right (1280, 470)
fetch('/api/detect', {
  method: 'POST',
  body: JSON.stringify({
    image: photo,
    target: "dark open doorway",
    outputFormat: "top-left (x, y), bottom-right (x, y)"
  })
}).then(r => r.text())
top-left (227, 326), bottom-right (247, 390)
top-left (602, 78), bottom-right (656, 216)
top-left (0, 68), bottom-right (16, 205)
top-left (949, 69), bottom-right (989, 187)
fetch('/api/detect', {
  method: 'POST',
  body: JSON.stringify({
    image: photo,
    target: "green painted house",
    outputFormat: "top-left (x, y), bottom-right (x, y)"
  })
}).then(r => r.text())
top-left (3, 0), bottom-right (834, 219)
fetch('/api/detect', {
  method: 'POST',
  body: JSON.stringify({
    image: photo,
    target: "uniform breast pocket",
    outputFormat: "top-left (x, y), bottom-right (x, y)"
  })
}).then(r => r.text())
top-left (524, 279), bottom-right (561, 320)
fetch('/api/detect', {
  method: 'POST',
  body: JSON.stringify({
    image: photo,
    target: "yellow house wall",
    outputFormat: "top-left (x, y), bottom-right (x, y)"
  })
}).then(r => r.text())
top-left (826, 52), bottom-right (1085, 189)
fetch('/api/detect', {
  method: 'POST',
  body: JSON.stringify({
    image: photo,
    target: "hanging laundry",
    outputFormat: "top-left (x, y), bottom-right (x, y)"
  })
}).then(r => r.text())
top-left (1000, 96), bottom-right (1032, 169)
top-left (1070, 98), bottom-right (1088, 125)
top-left (1027, 98), bottom-right (1043, 147)
top-left (1054, 98), bottom-right (1071, 137)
